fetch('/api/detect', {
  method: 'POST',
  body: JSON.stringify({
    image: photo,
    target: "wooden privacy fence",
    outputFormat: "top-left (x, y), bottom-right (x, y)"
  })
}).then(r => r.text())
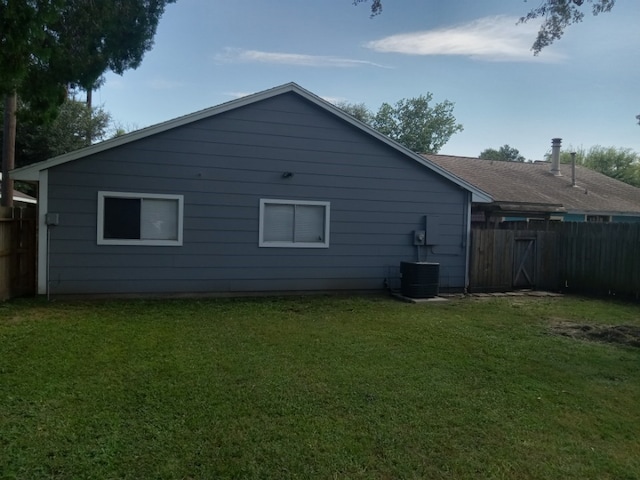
top-left (0, 207), bottom-right (37, 301)
top-left (469, 223), bottom-right (640, 297)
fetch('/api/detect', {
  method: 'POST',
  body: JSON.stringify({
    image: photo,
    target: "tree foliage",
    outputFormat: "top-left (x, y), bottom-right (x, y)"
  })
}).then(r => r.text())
top-left (50, 0), bottom-right (177, 92)
top-left (354, 0), bottom-right (616, 54)
top-left (337, 95), bottom-right (463, 153)
top-left (519, 0), bottom-right (616, 55)
top-left (557, 145), bottom-right (640, 187)
top-left (0, 1), bottom-right (64, 108)
top-left (335, 101), bottom-right (374, 124)
top-left (0, 98), bottom-right (111, 168)
top-left (0, 0), bottom-right (175, 205)
top-left (352, 0), bottom-right (382, 17)
top-left (0, 0), bottom-right (176, 99)
top-left (479, 145), bottom-right (526, 162)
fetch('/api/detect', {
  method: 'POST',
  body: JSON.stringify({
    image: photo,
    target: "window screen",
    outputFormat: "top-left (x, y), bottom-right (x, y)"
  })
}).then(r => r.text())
top-left (98, 192), bottom-right (183, 246)
top-left (294, 205), bottom-right (325, 243)
top-left (140, 198), bottom-right (179, 240)
top-left (263, 204), bottom-right (294, 242)
top-left (260, 199), bottom-right (329, 248)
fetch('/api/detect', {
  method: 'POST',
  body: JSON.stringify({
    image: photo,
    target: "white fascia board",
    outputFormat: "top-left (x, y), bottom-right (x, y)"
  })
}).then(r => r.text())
top-left (10, 83), bottom-right (303, 181)
top-left (295, 88), bottom-right (494, 202)
top-left (471, 192), bottom-right (493, 203)
top-left (10, 81), bottom-right (493, 202)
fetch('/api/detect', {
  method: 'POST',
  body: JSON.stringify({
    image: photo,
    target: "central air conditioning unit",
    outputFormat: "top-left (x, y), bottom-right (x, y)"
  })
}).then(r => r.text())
top-left (400, 261), bottom-right (440, 298)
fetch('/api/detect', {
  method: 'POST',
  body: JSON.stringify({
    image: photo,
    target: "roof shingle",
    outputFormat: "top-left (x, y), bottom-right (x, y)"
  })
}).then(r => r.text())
top-left (423, 154), bottom-right (640, 215)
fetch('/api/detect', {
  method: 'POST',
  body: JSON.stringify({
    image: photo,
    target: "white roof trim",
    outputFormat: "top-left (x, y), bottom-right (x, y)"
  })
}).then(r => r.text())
top-left (9, 82), bottom-right (492, 202)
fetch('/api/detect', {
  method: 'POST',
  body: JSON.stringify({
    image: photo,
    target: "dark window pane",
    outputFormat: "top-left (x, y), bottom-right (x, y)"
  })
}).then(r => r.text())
top-left (104, 197), bottom-right (141, 239)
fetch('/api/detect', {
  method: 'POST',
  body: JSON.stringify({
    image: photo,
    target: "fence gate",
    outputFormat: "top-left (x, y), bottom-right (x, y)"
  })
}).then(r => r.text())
top-left (470, 229), bottom-right (547, 292)
top-left (513, 237), bottom-right (536, 289)
top-left (0, 207), bottom-right (37, 300)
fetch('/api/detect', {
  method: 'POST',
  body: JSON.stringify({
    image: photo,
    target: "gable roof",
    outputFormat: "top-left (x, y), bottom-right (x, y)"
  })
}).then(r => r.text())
top-left (10, 82), bottom-right (491, 203)
top-left (423, 154), bottom-right (640, 216)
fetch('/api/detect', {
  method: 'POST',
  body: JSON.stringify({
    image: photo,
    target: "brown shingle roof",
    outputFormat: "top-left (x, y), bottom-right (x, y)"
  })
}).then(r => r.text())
top-left (423, 154), bottom-right (640, 215)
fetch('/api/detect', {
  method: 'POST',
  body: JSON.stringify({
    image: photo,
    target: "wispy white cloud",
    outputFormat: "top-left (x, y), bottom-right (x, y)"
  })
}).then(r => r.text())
top-left (365, 16), bottom-right (564, 62)
top-left (215, 48), bottom-right (392, 68)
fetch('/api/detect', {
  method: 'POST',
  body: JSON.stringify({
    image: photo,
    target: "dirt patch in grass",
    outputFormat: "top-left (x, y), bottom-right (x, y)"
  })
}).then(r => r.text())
top-left (550, 321), bottom-right (640, 348)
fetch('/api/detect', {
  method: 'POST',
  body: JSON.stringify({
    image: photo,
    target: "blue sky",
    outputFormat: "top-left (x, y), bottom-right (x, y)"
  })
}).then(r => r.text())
top-left (95, 0), bottom-right (640, 161)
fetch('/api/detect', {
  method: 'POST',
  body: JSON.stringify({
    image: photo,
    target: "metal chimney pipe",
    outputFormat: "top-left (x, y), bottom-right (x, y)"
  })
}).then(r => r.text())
top-left (550, 138), bottom-right (562, 176)
top-left (570, 151), bottom-right (577, 186)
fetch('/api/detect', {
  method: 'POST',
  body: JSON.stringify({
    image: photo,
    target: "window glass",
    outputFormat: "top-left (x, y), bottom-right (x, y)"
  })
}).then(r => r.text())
top-left (141, 198), bottom-right (179, 240)
top-left (294, 205), bottom-right (325, 243)
top-left (263, 204), bottom-right (294, 242)
top-left (98, 192), bottom-right (183, 246)
top-left (104, 197), bottom-right (141, 239)
top-left (260, 199), bottom-right (329, 248)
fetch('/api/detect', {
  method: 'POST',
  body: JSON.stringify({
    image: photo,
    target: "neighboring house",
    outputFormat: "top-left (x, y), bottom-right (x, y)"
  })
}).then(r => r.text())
top-left (423, 153), bottom-right (640, 224)
top-left (11, 83), bottom-right (490, 297)
top-left (0, 173), bottom-right (37, 207)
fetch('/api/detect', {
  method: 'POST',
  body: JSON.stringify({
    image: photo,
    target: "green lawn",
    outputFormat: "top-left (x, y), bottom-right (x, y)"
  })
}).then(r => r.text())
top-left (1, 295), bottom-right (639, 479)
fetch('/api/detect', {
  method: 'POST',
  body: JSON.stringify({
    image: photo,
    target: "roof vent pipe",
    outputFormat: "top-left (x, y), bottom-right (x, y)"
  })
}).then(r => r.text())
top-left (570, 151), bottom-right (577, 186)
top-left (550, 138), bottom-right (562, 176)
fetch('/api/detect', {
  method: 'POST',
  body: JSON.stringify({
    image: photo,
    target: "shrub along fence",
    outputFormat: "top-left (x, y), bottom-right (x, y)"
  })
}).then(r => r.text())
top-left (0, 207), bottom-right (37, 301)
top-left (469, 222), bottom-right (640, 298)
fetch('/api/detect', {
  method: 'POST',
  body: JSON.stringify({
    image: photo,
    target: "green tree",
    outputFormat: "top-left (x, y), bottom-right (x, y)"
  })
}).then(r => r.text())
top-left (354, 0), bottom-right (616, 54)
top-left (558, 145), bottom-right (640, 187)
top-left (335, 101), bottom-right (374, 124)
top-left (0, 0), bottom-right (176, 206)
top-left (374, 95), bottom-right (462, 153)
top-left (479, 145), bottom-right (526, 162)
top-left (337, 94), bottom-right (463, 153)
top-left (519, 0), bottom-right (615, 55)
top-left (353, 0), bottom-right (382, 16)
top-left (50, 1), bottom-right (177, 94)
top-left (1, 98), bottom-right (111, 168)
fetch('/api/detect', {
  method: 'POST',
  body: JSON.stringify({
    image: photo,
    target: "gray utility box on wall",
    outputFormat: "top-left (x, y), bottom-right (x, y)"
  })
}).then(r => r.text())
top-left (400, 261), bottom-right (440, 298)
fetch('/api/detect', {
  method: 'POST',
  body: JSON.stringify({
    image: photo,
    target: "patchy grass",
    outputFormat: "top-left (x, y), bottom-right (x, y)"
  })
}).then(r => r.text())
top-left (1, 295), bottom-right (639, 479)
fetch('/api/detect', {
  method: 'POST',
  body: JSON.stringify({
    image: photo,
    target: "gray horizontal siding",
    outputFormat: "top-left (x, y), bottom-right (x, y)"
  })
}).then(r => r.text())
top-left (47, 92), bottom-right (469, 295)
top-left (48, 278), bottom-right (393, 295)
top-left (52, 166), bottom-right (457, 195)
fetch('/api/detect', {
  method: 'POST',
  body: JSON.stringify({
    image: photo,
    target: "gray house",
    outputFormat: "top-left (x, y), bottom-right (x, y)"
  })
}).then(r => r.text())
top-left (12, 83), bottom-right (490, 297)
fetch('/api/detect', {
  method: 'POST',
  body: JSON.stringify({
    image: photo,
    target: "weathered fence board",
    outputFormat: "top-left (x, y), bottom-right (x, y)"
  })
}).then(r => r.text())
top-left (0, 207), bottom-right (37, 301)
top-left (469, 229), bottom-right (514, 292)
top-left (557, 223), bottom-right (640, 296)
top-left (470, 223), bottom-right (640, 297)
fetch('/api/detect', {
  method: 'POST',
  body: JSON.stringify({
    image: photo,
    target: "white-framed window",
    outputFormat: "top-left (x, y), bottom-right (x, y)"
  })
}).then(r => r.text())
top-left (97, 191), bottom-right (184, 246)
top-left (259, 199), bottom-right (330, 248)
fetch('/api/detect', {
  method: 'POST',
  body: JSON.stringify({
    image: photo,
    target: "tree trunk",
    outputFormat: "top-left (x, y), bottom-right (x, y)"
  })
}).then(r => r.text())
top-left (1, 92), bottom-right (17, 207)
top-left (86, 87), bottom-right (93, 145)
